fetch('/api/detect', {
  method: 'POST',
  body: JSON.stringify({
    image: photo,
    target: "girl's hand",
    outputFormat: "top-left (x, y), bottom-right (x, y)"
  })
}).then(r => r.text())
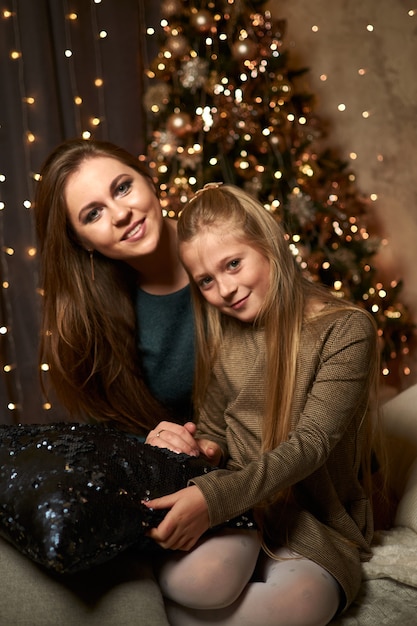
top-left (197, 439), bottom-right (223, 466)
top-left (146, 421), bottom-right (200, 456)
top-left (144, 485), bottom-right (209, 551)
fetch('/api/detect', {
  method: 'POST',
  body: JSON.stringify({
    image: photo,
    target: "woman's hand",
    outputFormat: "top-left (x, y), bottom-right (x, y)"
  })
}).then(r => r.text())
top-left (144, 485), bottom-right (209, 551)
top-left (146, 421), bottom-right (223, 465)
top-left (146, 421), bottom-right (200, 456)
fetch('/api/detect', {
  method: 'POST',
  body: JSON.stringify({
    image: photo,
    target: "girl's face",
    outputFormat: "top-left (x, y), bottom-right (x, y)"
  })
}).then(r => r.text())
top-left (180, 226), bottom-right (270, 323)
top-left (65, 156), bottom-right (163, 264)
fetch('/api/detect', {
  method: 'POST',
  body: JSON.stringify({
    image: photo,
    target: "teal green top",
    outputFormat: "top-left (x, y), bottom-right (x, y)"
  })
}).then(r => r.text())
top-left (135, 284), bottom-right (194, 423)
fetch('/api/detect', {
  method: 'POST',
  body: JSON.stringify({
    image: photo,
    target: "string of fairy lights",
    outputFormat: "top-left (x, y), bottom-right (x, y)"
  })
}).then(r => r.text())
top-left (0, 1), bottom-right (416, 420)
top-left (1, 0), bottom-right (35, 418)
top-left (0, 0), bottom-right (138, 419)
top-left (63, 0), bottom-right (83, 136)
top-left (62, 0), bottom-right (109, 139)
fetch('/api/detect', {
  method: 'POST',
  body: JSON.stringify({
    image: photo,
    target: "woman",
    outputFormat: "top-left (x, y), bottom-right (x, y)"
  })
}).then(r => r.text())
top-left (144, 184), bottom-right (381, 625)
top-left (34, 138), bottom-right (199, 443)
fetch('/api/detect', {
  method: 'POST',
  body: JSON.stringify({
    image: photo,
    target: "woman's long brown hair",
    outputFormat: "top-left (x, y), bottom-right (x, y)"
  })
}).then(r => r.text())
top-left (34, 138), bottom-right (170, 433)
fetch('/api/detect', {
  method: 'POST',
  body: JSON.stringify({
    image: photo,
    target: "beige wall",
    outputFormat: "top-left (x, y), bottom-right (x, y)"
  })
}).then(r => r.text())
top-left (268, 0), bottom-right (417, 387)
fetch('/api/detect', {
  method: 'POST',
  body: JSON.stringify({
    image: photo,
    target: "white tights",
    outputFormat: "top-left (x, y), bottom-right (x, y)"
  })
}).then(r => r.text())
top-left (156, 530), bottom-right (341, 626)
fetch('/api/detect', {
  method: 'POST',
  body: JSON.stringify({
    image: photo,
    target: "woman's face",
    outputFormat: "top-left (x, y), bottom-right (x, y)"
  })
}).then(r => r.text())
top-left (65, 156), bottom-right (163, 264)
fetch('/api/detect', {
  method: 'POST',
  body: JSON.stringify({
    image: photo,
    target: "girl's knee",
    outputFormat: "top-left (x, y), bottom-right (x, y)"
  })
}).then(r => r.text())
top-left (159, 552), bottom-right (249, 609)
top-left (159, 531), bottom-right (260, 609)
top-left (288, 572), bottom-right (341, 625)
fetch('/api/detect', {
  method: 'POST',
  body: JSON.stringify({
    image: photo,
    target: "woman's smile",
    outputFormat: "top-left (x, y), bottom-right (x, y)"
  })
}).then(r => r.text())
top-left (122, 218), bottom-right (146, 242)
top-left (65, 156), bottom-right (163, 262)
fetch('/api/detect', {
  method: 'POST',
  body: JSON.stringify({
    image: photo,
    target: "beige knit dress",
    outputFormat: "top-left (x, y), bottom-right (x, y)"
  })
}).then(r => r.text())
top-left (192, 308), bottom-right (378, 612)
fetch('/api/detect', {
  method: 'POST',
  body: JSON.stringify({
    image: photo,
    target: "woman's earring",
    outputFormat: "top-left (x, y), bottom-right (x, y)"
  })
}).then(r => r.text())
top-left (88, 249), bottom-right (95, 281)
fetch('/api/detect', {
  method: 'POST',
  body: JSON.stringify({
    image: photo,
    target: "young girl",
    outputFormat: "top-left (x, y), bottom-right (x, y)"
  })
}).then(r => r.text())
top-left (145, 184), bottom-right (380, 625)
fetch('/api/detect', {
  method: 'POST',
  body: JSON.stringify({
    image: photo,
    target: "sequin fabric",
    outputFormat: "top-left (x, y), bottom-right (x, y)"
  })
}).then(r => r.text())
top-left (0, 422), bottom-right (255, 574)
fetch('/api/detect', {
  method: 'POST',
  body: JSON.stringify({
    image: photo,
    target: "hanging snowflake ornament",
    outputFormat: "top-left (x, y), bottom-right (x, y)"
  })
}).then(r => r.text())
top-left (143, 84), bottom-right (171, 115)
top-left (148, 130), bottom-right (178, 161)
top-left (180, 58), bottom-right (209, 92)
top-left (177, 145), bottom-right (203, 170)
top-left (287, 190), bottom-right (316, 226)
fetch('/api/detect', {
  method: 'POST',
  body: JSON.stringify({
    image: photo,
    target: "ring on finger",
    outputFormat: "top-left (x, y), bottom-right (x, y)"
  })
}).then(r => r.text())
top-left (156, 429), bottom-right (165, 438)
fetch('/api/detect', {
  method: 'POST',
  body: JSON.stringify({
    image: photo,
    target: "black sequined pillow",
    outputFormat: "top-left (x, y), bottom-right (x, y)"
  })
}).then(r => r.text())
top-left (0, 422), bottom-right (254, 574)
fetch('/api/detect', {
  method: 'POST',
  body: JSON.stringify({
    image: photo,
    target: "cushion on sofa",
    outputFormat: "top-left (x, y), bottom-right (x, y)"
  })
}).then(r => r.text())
top-left (0, 422), bottom-right (255, 574)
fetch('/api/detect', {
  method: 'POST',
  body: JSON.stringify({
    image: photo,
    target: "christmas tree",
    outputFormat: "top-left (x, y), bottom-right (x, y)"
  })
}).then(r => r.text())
top-left (143, 0), bottom-right (415, 386)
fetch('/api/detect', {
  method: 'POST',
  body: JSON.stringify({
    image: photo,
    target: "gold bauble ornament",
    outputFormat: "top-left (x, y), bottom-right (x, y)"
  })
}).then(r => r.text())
top-left (271, 76), bottom-right (292, 103)
top-left (150, 55), bottom-right (176, 81)
top-left (167, 112), bottom-right (193, 138)
top-left (205, 70), bottom-right (222, 95)
top-left (161, 0), bottom-right (183, 17)
top-left (165, 34), bottom-right (189, 59)
top-left (231, 39), bottom-right (258, 61)
top-left (234, 154), bottom-right (258, 179)
top-left (269, 132), bottom-right (287, 152)
top-left (190, 9), bottom-right (215, 33)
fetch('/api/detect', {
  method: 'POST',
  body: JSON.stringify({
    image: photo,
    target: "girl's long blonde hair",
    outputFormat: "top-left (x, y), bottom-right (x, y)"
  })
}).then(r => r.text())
top-left (34, 138), bottom-right (171, 433)
top-left (178, 185), bottom-right (380, 488)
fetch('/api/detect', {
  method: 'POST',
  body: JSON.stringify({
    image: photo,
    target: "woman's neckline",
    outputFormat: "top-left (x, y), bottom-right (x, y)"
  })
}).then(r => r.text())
top-left (137, 283), bottom-right (190, 298)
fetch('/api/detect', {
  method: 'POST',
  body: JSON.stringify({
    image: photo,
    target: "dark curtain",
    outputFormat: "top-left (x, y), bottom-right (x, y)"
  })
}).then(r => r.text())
top-left (0, 0), bottom-right (160, 424)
